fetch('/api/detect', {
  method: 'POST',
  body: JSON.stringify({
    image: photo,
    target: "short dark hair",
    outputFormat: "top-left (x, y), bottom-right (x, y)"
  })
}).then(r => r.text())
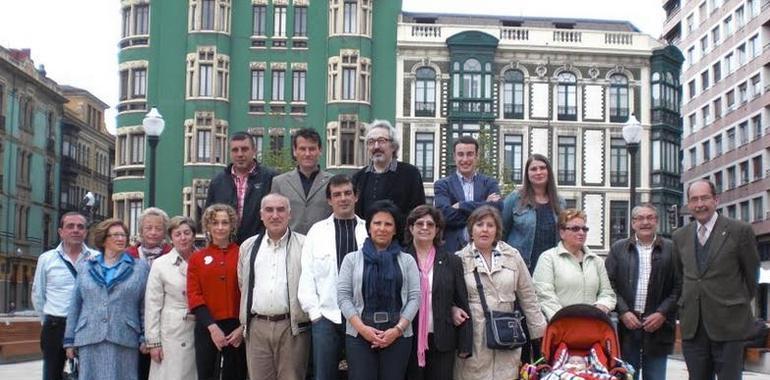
top-left (59, 212), bottom-right (86, 228)
top-left (292, 128), bottom-right (321, 149)
top-left (404, 205), bottom-right (445, 247)
top-left (466, 205), bottom-right (503, 244)
top-left (326, 174), bottom-right (355, 199)
top-left (365, 200), bottom-right (403, 240)
top-left (229, 131), bottom-right (255, 148)
top-left (90, 218), bottom-right (129, 251)
top-left (686, 179), bottom-right (717, 198)
top-left (453, 136), bottom-right (479, 152)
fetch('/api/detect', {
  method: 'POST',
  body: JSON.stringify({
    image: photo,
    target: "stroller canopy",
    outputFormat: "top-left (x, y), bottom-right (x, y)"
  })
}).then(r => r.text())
top-left (541, 304), bottom-right (620, 368)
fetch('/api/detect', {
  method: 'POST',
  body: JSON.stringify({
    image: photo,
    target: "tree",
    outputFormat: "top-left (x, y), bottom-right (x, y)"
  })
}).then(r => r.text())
top-left (261, 147), bottom-right (295, 174)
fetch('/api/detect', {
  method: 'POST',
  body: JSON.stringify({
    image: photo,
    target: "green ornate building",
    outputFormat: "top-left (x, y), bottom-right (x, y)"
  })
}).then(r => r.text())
top-left (114, 0), bottom-right (401, 236)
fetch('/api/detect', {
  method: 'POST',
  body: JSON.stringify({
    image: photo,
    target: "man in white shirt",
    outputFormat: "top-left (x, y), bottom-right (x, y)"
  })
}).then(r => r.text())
top-left (298, 174), bottom-right (368, 380)
top-left (238, 193), bottom-right (309, 380)
top-left (32, 212), bottom-right (96, 380)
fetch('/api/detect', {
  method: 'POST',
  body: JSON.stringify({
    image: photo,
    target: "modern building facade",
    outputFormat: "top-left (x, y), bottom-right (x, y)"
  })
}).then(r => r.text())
top-left (662, 0), bottom-right (770, 261)
top-left (0, 46), bottom-right (65, 312)
top-left (114, 0), bottom-right (402, 236)
top-left (60, 85), bottom-right (115, 224)
top-left (396, 13), bottom-right (684, 253)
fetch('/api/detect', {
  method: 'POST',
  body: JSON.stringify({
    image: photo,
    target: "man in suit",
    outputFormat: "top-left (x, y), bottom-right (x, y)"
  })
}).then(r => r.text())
top-left (272, 128), bottom-right (333, 234)
top-left (673, 179), bottom-right (760, 380)
top-left (206, 132), bottom-right (276, 244)
top-left (433, 136), bottom-right (501, 253)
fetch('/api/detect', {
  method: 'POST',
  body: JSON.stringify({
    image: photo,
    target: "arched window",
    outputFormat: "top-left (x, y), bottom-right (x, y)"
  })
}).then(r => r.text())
top-left (609, 74), bottom-right (629, 122)
top-left (450, 57), bottom-right (493, 114)
top-left (557, 72), bottom-right (577, 121)
top-left (415, 67), bottom-right (436, 117)
top-left (503, 70), bottom-right (524, 119)
top-left (651, 72), bottom-right (661, 108)
top-left (462, 58), bottom-right (482, 98)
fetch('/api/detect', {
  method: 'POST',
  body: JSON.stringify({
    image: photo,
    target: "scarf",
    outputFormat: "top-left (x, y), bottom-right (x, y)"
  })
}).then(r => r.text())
top-left (416, 246), bottom-right (435, 367)
top-left (362, 238), bottom-right (402, 312)
top-left (140, 245), bottom-right (164, 263)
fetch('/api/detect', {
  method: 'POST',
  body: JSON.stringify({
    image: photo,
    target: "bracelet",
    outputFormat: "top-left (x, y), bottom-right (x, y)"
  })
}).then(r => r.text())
top-left (394, 324), bottom-right (405, 335)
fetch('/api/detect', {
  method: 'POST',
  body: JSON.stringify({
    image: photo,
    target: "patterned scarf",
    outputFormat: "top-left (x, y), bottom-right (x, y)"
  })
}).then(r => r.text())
top-left (416, 246), bottom-right (435, 367)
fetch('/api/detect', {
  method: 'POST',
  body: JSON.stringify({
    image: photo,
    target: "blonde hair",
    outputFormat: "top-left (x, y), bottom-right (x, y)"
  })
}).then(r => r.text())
top-left (558, 208), bottom-right (587, 228)
top-left (201, 204), bottom-right (238, 242)
top-left (167, 216), bottom-right (197, 236)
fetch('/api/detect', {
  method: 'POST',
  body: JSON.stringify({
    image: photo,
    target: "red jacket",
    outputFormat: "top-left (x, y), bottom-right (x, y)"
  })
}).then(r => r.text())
top-left (187, 243), bottom-right (241, 324)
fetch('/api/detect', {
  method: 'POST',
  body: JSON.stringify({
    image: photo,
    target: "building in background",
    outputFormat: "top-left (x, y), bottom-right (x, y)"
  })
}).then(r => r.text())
top-left (662, 0), bottom-right (769, 257)
top-left (396, 13), bottom-right (684, 253)
top-left (60, 85), bottom-right (115, 224)
top-left (0, 46), bottom-right (65, 312)
top-left (114, 0), bottom-right (402, 236)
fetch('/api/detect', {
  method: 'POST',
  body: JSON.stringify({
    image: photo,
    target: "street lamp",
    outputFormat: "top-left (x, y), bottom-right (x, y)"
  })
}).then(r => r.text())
top-left (143, 107), bottom-right (165, 207)
top-left (623, 114), bottom-right (643, 212)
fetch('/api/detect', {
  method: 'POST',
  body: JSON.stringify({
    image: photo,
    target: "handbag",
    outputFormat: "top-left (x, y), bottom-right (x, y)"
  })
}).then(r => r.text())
top-left (473, 269), bottom-right (527, 350)
top-left (63, 357), bottom-right (78, 380)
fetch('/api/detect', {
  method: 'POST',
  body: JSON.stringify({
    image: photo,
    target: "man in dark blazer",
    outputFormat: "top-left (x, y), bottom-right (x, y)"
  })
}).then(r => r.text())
top-left (672, 179), bottom-right (760, 380)
top-left (434, 136), bottom-right (501, 253)
top-left (271, 128), bottom-right (332, 234)
top-left (606, 203), bottom-right (679, 380)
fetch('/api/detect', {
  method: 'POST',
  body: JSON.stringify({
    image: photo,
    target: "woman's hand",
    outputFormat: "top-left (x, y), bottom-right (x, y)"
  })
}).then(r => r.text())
top-left (208, 324), bottom-right (227, 351)
top-left (226, 325), bottom-right (244, 348)
top-left (358, 325), bottom-right (385, 346)
top-left (374, 327), bottom-right (402, 348)
top-left (451, 306), bottom-right (470, 326)
top-left (150, 347), bottom-right (164, 363)
top-left (65, 348), bottom-right (77, 359)
top-left (139, 343), bottom-right (149, 354)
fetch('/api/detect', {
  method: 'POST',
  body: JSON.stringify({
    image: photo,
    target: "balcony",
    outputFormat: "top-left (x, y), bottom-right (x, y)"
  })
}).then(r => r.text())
top-left (61, 156), bottom-right (78, 177)
top-left (448, 98), bottom-right (495, 120)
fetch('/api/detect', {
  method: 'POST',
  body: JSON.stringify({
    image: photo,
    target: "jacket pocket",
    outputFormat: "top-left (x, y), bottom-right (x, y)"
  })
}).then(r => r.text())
top-left (125, 319), bottom-right (142, 333)
top-left (75, 318), bottom-right (88, 332)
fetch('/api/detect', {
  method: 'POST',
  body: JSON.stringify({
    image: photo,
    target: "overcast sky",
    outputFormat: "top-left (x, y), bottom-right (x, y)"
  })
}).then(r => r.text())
top-left (0, 1), bottom-right (664, 133)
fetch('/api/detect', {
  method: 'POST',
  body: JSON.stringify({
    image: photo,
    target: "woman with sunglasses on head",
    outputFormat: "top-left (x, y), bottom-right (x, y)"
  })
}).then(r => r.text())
top-left (403, 205), bottom-right (471, 380)
top-left (532, 209), bottom-right (616, 321)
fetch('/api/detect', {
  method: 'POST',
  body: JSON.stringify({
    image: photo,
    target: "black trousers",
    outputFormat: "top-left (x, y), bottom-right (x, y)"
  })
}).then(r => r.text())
top-left (194, 318), bottom-right (247, 380)
top-left (406, 333), bottom-right (456, 380)
top-left (41, 315), bottom-right (67, 380)
top-left (138, 351), bottom-right (150, 380)
top-left (682, 319), bottom-right (745, 380)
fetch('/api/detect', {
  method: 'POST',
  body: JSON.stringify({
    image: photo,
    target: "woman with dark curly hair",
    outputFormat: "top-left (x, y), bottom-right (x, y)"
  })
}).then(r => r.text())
top-left (187, 204), bottom-right (246, 380)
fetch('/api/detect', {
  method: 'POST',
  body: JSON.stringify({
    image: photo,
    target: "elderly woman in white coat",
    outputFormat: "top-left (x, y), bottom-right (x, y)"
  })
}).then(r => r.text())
top-left (144, 217), bottom-right (198, 380)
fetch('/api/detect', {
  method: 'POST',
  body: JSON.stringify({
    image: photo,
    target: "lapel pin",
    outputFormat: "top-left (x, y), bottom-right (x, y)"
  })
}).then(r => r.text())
top-left (204, 256), bottom-right (213, 265)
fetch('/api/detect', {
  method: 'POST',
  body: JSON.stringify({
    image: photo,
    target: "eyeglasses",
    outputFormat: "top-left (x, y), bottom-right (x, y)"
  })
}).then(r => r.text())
top-left (413, 220), bottom-right (436, 228)
top-left (107, 233), bottom-right (128, 239)
top-left (562, 225), bottom-right (589, 233)
top-left (366, 137), bottom-right (391, 147)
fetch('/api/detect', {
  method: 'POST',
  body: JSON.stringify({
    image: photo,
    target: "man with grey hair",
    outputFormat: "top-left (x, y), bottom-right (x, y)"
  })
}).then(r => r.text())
top-left (605, 203), bottom-right (679, 380)
top-left (352, 120), bottom-right (426, 224)
top-left (237, 193), bottom-right (310, 380)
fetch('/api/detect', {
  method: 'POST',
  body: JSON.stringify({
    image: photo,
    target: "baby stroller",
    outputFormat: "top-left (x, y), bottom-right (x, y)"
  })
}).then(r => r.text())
top-left (520, 304), bottom-right (632, 380)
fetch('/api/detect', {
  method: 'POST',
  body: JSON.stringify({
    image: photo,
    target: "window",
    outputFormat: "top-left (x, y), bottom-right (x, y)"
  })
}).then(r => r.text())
top-left (689, 114), bottom-right (697, 133)
top-left (343, 0), bottom-right (358, 33)
top-left (271, 70), bottom-right (285, 101)
top-left (328, 52), bottom-right (371, 102)
top-left (688, 80), bottom-right (696, 99)
top-left (753, 155), bottom-right (763, 180)
top-left (739, 82), bottom-right (748, 104)
top-left (687, 47), bottom-right (695, 66)
top-left (610, 138), bottom-right (628, 186)
top-left (737, 44), bottom-right (747, 66)
top-left (739, 122), bottom-right (748, 145)
top-left (702, 104), bottom-right (711, 126)
top-left (294, 6), bottom-right (307, 37)
top-left (118, 65), bottom-right (148, 102)
top-left (714, 134), bottom-right (723, 156)
top-left (342, 67), bottom-right (356, 100)
top-left (186, 48), bottom-right (229, 99)
top-left (415, 67), bottom-right (437, 117)
top-left (689, 147), bottom-right (697, 168)
top-left (609, 74), bottom-right (629, 122)
top-left (726, 89), bottom-right (735, 110)
top-left (557, 136), bottom-right (576, 185)
top-left (292, 70), bottom-right (306, 102)
top-left (115, 130), bottom-right (145, 171)
top-left (749, 35), bottom-right (759, 58)
top-left (503, 70), bottom-right (525, 119)
top-left (712, 62), bottom-right (721, 83)
top-left (700, 36), bottom-right (709, 55)
top-left (752, 115), bottom-right (762, 140)
top-left (250, 69), bottom-right (264, 100)
top-left (727, 204), bottom-right (736, 219)
top-left (727, 127), bottom-right (736, 150)
top-left (134, 4), bottom-right (149, 35)
top-left (724, 53), bottom-right (733, 74)
top-left (727, 166), bottom-right (736, 189)
top-left (414, 132), bottom-right (434, 182)
top-left (714, 171), bottom-right (723, 192)
top-left (120, 3), bottom-right (150, 47)
top-left (750, 75), bottom-right (761, 98)
top-left (503, 134), bottom-right (523, 183)
top-left (252, 5), bottom-right (266, 35)
top-left (184, 112), bottom-right (227, 164)
top-left (450, 59), bottom-right (493, 115)
top-left (201, 0), bottom-right (215, 29)
top-left (610, 201), bottom-right (629, 244)
top-left (557, 72), bottom-right (577, 121)
top-left (713, 98), bottom-right (722, 120)
top-left (736, 6), bottom-right (745, 28)
top-left (740, 201), bottom-right (750, 222)
top-left (711, 26), bottom-right (720, 45)
top-left (274, 6), bottom-right (287, 37)
top-left (327, 116), bottom-right (366, 167)
top-left (699, 2), bottom-right (708, 23)
top-left (753, 197), bottom-right (763, 221)
top-left (724, 15), bottom-right (733, 35)
top-left (701, 70), bottom-right (709, 91)
top-left (702, 141), bottom-right (711, 161)
top-left (687, 14), bottom-right (695, 33)
top-left (749, 0), bottom-right (760, 17)
top-left (190, 0), bottom-right (230, 33)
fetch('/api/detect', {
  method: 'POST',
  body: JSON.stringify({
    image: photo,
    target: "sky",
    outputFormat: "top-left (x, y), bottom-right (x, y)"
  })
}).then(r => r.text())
top-left (0, 1), bottom-right (664, 134)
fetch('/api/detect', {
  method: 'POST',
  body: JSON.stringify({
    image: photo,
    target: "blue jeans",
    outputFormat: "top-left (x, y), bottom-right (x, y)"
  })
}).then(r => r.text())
top-left (346, 333), bottom-right (412, 380)
top-left (311, 317), bottom-right (345, 380)
top-left (620, 329), bottom-right (668, 380)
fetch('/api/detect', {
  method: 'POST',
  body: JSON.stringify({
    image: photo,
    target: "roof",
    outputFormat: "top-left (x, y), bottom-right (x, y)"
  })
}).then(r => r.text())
top-left (60, 84), bottom-right (110, 109)
top-left (401, 11), bottom-right (641, 33)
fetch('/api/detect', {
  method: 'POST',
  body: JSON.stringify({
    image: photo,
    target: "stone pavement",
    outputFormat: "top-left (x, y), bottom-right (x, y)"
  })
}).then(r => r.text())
top-left (0, 357), bottom-right (766, 379)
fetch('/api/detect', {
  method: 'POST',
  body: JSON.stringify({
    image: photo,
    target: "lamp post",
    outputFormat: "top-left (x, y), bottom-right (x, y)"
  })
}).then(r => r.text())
top-left (623, 114), bottom-right (643, 213)
top-left (143, 108), bottom-right (165, 207)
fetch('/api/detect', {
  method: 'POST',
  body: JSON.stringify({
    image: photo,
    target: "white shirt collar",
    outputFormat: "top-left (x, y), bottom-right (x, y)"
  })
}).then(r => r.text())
top-left (697, 212), bottom-right (718, 235)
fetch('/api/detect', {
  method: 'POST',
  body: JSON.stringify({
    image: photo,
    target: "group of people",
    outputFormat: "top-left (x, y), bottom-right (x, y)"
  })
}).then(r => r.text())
top-left (31, 120), bottom-right (760, 380)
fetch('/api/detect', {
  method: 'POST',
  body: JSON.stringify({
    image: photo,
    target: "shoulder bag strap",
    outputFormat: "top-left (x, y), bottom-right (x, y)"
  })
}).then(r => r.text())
top-left (472, 268), bottom-right (491, 314)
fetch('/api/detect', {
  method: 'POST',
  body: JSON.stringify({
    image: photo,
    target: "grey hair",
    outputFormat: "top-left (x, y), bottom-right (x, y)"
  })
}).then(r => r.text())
top-left (631, 203), bottom-right (658, 219)
top-left (260, 193), bottom-right (291, 212)
top-left (366, 119), bottom-right (400, 158)
top-left (138, 207), bottom-right (170, 231)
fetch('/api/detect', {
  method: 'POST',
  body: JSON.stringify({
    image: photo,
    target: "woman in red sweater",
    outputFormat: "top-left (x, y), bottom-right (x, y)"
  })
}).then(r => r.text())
top-left (187, 204), bottom-right (246, 380)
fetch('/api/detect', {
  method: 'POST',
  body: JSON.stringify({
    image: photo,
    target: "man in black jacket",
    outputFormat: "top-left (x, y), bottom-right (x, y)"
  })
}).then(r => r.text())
top-left (352, 120), bottom-right (425, 224)
top-left (605, 203), bottom-right (680, 380)
top-left (206, 132), bottom-right (276, 244)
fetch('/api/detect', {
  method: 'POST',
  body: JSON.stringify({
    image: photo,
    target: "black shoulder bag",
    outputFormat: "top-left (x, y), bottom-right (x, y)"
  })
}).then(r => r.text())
top-left (473, 268), bottom-right (527, 350)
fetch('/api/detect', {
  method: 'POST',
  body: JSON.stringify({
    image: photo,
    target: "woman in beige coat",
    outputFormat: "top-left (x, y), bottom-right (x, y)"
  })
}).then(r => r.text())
top-left (144, 217), bottom-right (198, 380)
top-left (454, 206), bottom-right (547, 380)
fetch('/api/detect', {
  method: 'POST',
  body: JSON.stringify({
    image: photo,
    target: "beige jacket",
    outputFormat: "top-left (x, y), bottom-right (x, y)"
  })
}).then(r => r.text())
top-left (454, 241), bottom-right (546, 380)
top-left (237, 230), bottom-right (309, 336)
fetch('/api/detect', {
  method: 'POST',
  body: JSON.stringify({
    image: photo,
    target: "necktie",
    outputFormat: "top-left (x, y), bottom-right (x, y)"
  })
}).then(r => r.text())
top-left (698, 225), bottom-right (708, 246)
